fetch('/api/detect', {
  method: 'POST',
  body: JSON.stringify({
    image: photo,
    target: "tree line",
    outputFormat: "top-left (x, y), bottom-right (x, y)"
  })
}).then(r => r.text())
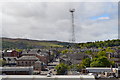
top-left (77, 39), bottom-right (120, 48)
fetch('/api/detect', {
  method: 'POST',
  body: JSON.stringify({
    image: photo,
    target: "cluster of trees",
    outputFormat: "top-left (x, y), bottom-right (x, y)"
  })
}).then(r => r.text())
top-left (0, 59), bottom-right (6, 66)
top-left (78, 39), bottom-right (120, 48)
top-left (79, 50), bottom-right (115, 68)
top-left (84, 47), bottom-right (115, 57)
top-left (90, 56), bottom-right (114, 67)
top-left (61, 49), bottom-right (73, 54)
top-left (55, 63), bottom-right (68, 75)
top-left (55, 63), bottom-right (81, 75)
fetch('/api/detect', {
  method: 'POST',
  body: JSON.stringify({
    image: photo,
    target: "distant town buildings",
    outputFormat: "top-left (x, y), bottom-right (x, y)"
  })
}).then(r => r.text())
top-left (1, 49), bottom-right (55, 75)
top-left (1, 46), bottom-right (120, 79)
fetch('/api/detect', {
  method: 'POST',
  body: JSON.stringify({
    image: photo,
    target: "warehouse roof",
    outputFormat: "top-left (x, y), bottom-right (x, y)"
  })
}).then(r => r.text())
top-left (0, 66), bottom-right (33, 71)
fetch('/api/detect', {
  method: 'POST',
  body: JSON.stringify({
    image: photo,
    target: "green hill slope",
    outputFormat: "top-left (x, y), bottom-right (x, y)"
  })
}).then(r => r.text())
top-left (1, 37), bottom-right (120, 49)
top-left (1, 38), bottom-right (70, 49)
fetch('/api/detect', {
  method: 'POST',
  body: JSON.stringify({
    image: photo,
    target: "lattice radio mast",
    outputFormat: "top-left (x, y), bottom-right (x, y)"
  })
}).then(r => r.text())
top-left (69, 9), bottom-right (75, 43)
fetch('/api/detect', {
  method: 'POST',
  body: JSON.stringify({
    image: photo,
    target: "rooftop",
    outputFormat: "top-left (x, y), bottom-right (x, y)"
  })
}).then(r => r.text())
top-left (17, 56), bottom-right (39, 60)
top-left (86, 67), bottom-right (114, 73)
top-left (0, 67), bottom-right (33, 71)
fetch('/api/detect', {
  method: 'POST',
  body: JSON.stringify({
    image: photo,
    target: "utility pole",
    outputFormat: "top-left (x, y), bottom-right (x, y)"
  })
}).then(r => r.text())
top-left (69, 9), bottom-right (75, 43)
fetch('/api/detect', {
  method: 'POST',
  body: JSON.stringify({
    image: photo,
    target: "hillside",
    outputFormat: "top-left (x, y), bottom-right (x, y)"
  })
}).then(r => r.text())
top-left (1, 37), bottom-right (120, 49)
top-left (1, 37), bottom-right (70, 49)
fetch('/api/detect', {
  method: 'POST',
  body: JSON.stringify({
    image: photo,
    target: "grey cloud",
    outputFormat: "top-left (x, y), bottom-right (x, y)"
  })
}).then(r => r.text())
top-left (1, 2), bottom-right (118, 42)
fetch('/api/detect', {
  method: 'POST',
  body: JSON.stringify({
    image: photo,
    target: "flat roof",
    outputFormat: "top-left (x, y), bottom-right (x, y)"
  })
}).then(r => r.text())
top-left (0, 67), bottom-right (33, 71)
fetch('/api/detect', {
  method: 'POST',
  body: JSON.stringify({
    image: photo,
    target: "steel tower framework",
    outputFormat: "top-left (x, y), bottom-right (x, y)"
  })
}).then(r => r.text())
top-left (69, 9), bottom-right (75, 43)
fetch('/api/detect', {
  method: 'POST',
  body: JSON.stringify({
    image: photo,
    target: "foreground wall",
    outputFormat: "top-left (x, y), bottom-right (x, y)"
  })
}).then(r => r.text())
top-left (96, 79), bottom-right (120, 80)
top-left (1, 75), bottom-right (95, 80)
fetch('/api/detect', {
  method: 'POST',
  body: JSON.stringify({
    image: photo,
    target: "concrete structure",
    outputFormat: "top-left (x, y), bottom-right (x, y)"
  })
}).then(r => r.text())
top-left (1, 75), bottom-right (95, 80)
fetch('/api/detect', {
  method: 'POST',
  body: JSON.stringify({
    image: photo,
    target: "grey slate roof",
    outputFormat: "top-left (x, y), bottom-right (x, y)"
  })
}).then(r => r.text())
top-left (17, 56), bottom-right (39, 61)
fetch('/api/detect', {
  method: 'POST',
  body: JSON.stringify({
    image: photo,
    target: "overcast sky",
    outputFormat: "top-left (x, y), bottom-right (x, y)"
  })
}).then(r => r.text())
top-left (0, 2), bottom-right (118, 42)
